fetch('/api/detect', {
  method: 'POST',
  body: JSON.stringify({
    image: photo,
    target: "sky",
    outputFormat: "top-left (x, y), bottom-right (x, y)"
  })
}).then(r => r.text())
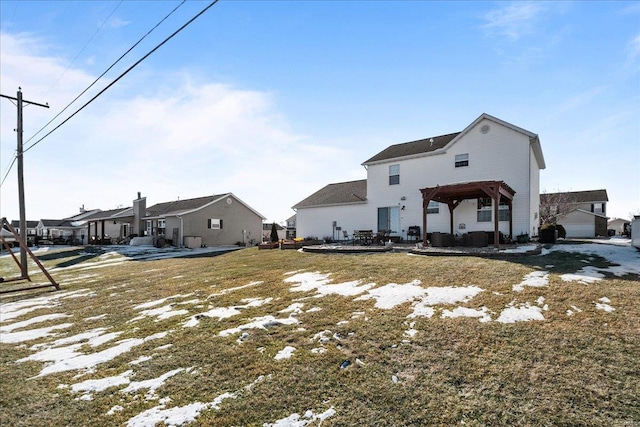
top-left (1, 0), bottom-right (638, 225)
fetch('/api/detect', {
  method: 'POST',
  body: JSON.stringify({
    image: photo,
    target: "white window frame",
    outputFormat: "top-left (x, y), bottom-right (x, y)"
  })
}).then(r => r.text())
top-left (209, 218), bottom-right (222, 230)
top-left (477, 197), bottom-right (492, 222)
top-left (389, 164), bottom-right (400, 185)
top-left (455, 153), bottom-right (469, 168)
top-left (426, 200), bottom-right (439, 214)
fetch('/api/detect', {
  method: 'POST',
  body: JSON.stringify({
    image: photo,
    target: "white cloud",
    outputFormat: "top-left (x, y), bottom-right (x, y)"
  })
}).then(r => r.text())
top-left (481, 2), bottom-right (544, 41)
top-left (0, 31), bottom-right (360, 223)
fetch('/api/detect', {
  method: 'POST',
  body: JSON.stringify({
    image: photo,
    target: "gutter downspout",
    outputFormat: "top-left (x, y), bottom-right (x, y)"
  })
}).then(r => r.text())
top-left (176, 215), bottom-right (184, 248)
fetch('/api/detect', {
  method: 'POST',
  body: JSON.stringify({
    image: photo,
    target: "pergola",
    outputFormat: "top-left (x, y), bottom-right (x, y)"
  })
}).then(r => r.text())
top-left (419, 180), bottom-right (516, 248)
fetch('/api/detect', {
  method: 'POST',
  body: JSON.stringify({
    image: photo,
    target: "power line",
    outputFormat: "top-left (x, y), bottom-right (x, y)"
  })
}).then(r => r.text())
top-left (25, 0), bottom-right (187, 147)
top-left (46, 1), bottom-right (124, 94)
top-left (0, 155), bottom-right (17, 188)
top-left (23, 0), bottom-right (218, 154)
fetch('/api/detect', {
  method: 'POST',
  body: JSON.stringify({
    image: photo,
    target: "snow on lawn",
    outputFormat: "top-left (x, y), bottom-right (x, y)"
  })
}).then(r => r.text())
top-left (264, 407), bottom-right (336, 427)
top-left (1, 322), bottom-right (73, 344)
top-left (560, 267), bottom-right (605, 284)
top-left (513, 271), bottom-right (549, 292)
top-left (125, 392), bottom-right (236, 427)
top-left (543, 240), bottom-right (640, 277)
top-left (19, 331), bottom-right (169, 377)
top-left (218, 315), bottom-right (299, 337)
top-left (595, 297), bottom-right (615, 313)
top-left (441, 306), bottom-right (492, 323)
top-left (274, 346), bottom-right (296, 360)
top-left (0, 289), bottom-right (91, 322)
top-left (0, 313), bottom-right (71, 333)
top-left (496, 301), bottom-right (545, 323)
top-left (183, 297), bottom-right (273, 328)
top-left (285, 272), bottom-right (374, 297)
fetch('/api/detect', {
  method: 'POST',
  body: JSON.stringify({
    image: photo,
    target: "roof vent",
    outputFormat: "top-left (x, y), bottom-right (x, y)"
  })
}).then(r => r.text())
top-left (480, 124), bottom-right (490, 134)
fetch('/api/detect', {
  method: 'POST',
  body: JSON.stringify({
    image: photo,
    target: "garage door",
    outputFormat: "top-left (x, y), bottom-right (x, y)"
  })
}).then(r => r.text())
top-left (561, 223), bottom-right (595, 238)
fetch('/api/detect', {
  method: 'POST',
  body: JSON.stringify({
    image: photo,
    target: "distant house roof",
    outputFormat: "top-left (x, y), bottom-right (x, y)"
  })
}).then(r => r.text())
top-left (39, 219), bottom-right (76, 228)
top-left (147, 195), bottom-right (222, 217)
top-left (541, 189), bottom-right (609, 204)
top-left (10, 220), bottom-right (39, 228)
top-left (362, 132), bottom-right (460, 164)
top-left (292, 180), bottom-right (367, 209)
top-left (145, 193), bottom-right (266, 220)
top-left (82, 207), bottom-right (133, 222)
top-left (262, 223), bottom-right (285, 231)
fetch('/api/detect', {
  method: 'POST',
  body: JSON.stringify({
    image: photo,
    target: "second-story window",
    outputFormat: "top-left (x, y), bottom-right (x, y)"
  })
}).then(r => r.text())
top-left (455, 153), bottom-right (469, 168)
top-left (389, 164), bottom-right (400, 185)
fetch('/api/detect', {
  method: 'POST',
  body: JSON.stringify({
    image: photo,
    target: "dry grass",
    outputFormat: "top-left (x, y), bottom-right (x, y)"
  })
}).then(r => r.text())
top-left (0, 245), bottom-right (638, 426)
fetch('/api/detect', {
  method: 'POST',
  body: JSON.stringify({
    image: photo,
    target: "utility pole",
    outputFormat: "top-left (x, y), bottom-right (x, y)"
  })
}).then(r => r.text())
top-left (0, 88), bottom-right (49, 278)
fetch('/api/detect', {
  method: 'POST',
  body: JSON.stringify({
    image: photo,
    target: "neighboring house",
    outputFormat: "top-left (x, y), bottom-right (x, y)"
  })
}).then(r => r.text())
top-left (293, 113), bottom-right (545, 246)
top-left (262, 222), bottom-right (287, 242)
top-left (607, 218), bottom-right (630, 236)
top-left (540, 189), bottom-right (609, 238)
top-left (36, 207), bottom-right (102, 244)
top-left (143, 193), bottom-right (264, 247)
top-left (82, 207), bottom-right (134, 244)
top-left (285, 215), bottom-right (297, 239)
top-left (10, 220), bottom-right (38, 244)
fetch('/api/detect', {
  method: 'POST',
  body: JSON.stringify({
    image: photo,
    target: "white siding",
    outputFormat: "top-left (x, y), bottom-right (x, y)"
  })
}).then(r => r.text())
top-left (296, 204), bottom-right (370, 240)
top-left (366, 118), bottom-right (534, 237)
top-left (558, 210), bottom-right (596, 238)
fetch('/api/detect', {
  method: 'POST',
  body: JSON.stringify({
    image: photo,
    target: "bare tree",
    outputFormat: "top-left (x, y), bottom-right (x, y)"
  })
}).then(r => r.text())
top-left (539, 190), bottom-right (573, 226)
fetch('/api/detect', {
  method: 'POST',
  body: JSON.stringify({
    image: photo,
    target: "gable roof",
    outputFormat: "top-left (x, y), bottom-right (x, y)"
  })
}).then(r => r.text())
top-left (292, 179), bottom-right (367, 209)
top-left (541, 189), bottom-right (608, 204)
top-left (10, 220), bottom-right (39, 228)
top-left (262, 223), bottom-right (285, 231)
top-left (82, 207), bottom-right (133, 222)
top-left (362, 113), bottom-right (546, 169)
top-left (145, 193), bottom-right (266, 220)
top-left (362, 132), bottom-right (460, 164)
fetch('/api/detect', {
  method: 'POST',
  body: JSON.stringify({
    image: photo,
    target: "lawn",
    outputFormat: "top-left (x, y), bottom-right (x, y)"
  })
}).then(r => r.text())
top-left (0, 241), bottom-right (638, 426)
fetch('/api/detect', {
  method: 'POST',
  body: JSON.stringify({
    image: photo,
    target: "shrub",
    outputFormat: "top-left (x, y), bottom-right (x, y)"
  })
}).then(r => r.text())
top-left (556, 224), bottom-right (567, 239)
top-left (539, 224), bottom-right (557, 244)
top-left (270, 223), bottom-right (279, 243)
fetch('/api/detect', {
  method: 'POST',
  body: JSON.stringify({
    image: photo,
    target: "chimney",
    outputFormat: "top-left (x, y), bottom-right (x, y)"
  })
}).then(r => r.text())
top-left (133, 193), bottom-right (146, 236)
top-left (79, 204), bottom-right (85, 213)
top-left (137, 191), bottom-right (141, 200)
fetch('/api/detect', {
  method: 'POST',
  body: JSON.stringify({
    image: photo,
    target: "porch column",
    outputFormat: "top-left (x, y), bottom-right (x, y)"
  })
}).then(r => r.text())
top-left (493, 195), bottom-right (500, 247)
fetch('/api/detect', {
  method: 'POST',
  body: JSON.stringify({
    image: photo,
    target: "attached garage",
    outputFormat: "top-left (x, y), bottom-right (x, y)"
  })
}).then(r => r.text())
top-left (557, 209), bottom-right (602, 238)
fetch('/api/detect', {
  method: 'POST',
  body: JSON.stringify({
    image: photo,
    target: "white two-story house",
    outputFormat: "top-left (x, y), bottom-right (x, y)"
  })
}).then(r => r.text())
top-left (293, 113), bottom-right (546, 246)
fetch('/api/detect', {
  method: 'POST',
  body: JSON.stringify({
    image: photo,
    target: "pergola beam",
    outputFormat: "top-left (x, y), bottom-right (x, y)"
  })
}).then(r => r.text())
top-left (419, 180), bottom-right (516, 248)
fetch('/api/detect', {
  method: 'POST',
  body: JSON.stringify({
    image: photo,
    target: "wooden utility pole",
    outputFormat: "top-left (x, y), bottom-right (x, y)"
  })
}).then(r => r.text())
top-left (0, 88), bottom-right (49, 277)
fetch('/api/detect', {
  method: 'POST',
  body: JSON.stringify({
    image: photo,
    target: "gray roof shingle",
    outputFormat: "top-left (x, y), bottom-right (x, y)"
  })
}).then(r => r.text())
top-left (293, 180), bottom-right (367, 209)
top-left (540, 189), bottom-right (608, 204)
top-left (362, 132), bottom-right (460, 164)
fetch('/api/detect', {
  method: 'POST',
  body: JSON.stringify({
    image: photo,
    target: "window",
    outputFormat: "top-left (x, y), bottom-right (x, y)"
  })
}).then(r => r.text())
top-left (378, 206), bottom-right (400, 233)
top-left (477, 197), bottom-right (492, 222)
top-left (455, 153), bottom-right (469, 167)
top-left (157, 219), bottom-right (166, 236)
top-left (498, 201), bottom-right (510, 222)
top-left (592, 203), bottom-right (605, 215)
top-left (389, 164), bottom-right (400, 185)
top-left (208, 218), bottom-right (223, 229)
top-left (146, 221), bottom-right (152, 236)
top-left (426, 200), bottom-right (440, 214)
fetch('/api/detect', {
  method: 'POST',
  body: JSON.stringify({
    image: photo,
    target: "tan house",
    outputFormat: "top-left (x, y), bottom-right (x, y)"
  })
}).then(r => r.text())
top-left (144, 193), bottom-right (265, 248)
top-left (607, 218), bottom-right (630, 236)
top-left (540, 189), bottom-right (609, 238)
top-left (82, 193), bottom-right (264, 247)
